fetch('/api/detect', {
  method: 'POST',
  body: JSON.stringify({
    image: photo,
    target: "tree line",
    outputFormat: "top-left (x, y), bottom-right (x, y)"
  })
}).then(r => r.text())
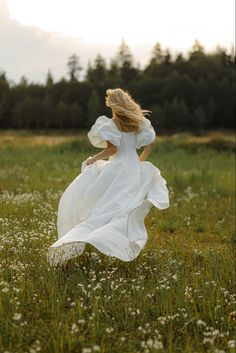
top-left (0, 39), bottom-right (235, 131)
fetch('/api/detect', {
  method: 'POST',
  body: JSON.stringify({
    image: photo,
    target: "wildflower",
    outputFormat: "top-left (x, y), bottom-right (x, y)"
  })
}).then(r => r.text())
top-left (13, 313), bottom-right (22, 321)
top-left (105, 327), bottom-right (114, 334)
top-left (78, 319), bottom-right (85, 324)
top-left (71, 323), bottom-right (79, 333)
top-left (82, 348), bottom-right (92, 353)
top-left (228, 340), bottom-right (235, 348)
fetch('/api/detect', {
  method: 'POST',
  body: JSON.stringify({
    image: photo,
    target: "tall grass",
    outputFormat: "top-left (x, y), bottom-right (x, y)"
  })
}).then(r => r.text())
top-left (0, 131), bottom-right (235, 353)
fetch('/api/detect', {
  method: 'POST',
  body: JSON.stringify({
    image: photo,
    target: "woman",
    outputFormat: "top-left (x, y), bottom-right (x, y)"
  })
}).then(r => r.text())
top-left (47, 88), bottom-right (169, 267)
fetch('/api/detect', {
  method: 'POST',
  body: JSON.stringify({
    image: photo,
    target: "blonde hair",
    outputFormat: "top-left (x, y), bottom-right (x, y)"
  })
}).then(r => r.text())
top-left (105, 88), bottom-right (151, 132)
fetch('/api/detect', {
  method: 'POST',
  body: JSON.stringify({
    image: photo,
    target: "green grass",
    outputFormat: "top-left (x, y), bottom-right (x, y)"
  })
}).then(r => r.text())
top-left (0, 131), bottom-right (235, 353)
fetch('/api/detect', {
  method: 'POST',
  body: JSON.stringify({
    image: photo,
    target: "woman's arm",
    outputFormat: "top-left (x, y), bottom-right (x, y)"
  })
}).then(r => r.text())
top-left (86, 140), bottom-right (117, 165)
top-left (139, 142), bottom-right (154, 161)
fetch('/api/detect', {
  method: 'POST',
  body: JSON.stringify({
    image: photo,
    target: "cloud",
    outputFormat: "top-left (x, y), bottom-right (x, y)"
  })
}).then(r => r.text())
top-left (0, 0), bottom-right (127, 83)
top-left (1, 0), bottom-right (234, 84)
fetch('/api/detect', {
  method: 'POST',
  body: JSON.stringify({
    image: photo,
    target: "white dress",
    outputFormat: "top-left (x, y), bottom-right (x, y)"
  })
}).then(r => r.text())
top-left (46, 115), bottom-right (169, 266)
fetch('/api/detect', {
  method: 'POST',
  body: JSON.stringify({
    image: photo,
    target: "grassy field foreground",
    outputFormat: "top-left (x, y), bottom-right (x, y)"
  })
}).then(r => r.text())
top-left (0, 130), bottom-right (235, 353)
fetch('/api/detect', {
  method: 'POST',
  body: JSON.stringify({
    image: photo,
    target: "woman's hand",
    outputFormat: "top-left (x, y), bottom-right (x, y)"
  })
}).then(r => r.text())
top-left (86, 156), bottom-right (96, 165)
top-left (85, 141), bottom-right (118, 166)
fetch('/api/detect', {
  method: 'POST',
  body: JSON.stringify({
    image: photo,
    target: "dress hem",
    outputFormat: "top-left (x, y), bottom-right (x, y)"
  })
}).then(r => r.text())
top-left (47, 194), bottom-right (169, 267)
top-left (47, 238), bottom-right (141, 266)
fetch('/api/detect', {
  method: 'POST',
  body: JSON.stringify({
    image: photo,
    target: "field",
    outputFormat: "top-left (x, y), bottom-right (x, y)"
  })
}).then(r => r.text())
top-left (0, 130), bottom-right (235, 353)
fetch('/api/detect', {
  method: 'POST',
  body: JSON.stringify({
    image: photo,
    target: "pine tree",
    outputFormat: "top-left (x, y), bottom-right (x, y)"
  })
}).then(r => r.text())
top-left (67, 54), bottom-right (82, 82)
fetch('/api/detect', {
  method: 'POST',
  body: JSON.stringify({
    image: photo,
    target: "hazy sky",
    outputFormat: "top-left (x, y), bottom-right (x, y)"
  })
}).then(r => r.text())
top-left (0, 0), bottom-right (235, 83)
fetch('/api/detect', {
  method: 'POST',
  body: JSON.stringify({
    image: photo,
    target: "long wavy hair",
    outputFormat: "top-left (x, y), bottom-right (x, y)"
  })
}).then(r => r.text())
top-left (105, 88), bottom-right (151, 132)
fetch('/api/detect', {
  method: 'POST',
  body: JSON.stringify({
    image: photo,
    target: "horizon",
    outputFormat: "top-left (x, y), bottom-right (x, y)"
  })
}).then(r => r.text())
top-left (0, 0), bottom-right (235, 84)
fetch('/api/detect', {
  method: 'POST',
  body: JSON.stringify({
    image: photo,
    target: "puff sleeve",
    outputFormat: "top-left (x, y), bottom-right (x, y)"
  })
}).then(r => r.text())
top-left (136, 118), bottom-right (156, 149)
top-left (87, 115), bottom-right (121, 148)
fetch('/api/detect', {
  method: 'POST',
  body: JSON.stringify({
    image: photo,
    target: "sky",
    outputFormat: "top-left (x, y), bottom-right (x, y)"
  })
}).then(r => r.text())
top-left (0, 0), bottom-right (235, 84)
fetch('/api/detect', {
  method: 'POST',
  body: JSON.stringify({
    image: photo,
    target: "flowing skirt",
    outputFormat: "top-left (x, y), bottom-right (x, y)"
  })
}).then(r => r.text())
top-left (46, 153), bottom-right (169, 266)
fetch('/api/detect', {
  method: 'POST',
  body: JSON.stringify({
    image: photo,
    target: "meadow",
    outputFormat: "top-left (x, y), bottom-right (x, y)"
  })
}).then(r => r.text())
top-left (0, 130), bottom-right (235, 353)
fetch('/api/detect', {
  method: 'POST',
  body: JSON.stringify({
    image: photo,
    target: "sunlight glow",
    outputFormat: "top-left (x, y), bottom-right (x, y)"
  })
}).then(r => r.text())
top-left (6, 0), bottom-right (235, 49)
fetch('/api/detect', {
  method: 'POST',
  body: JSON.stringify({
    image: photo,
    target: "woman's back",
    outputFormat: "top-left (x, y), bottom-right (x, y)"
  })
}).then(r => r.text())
top-left (110, 118), bottom-right (138, 156)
